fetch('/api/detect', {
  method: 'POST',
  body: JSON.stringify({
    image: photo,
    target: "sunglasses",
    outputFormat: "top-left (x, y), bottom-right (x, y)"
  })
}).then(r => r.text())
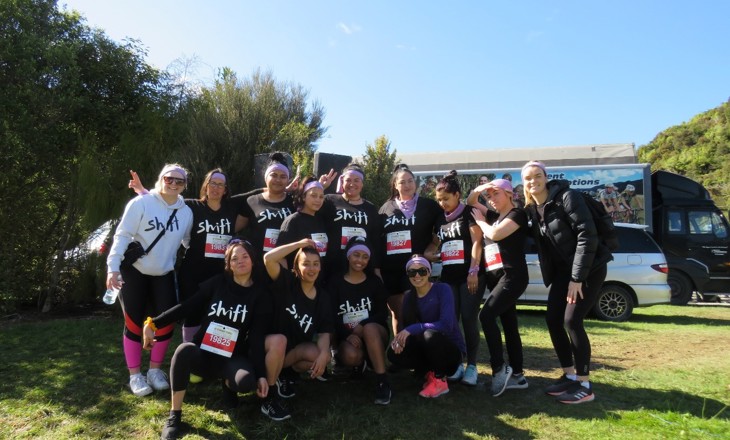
top-left (406, 267), bottom-right (429, 278)
top-left (163, 176), bottom-right (186, 185)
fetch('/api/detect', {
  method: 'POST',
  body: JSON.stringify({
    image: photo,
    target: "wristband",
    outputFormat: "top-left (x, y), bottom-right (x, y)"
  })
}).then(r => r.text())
top-left (144, 316), bottom-right (158, 332)
top-left (468, 266), bottom-right (479, 275)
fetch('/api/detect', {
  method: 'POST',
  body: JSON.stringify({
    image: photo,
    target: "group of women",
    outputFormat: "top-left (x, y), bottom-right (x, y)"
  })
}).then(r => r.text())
top-left (106, 154), bottom-right (611, 439)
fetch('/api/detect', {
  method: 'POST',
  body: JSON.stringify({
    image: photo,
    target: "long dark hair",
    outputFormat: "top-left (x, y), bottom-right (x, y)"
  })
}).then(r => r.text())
top-left (224, 240), bottom-right (258, 278)
top-left (389, 163), bottom-right (414, 200)
top-left (292, 246), bottom-right (321, 280)
top-left (199, 168), bottom-right (229, 201)
top-left (294, 176), bottom-right (318, 209)
top-left (401, 253), bottom-right (428, 326)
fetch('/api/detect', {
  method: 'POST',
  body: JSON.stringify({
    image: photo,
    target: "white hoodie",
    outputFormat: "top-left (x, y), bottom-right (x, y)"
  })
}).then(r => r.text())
top-left (107, 191), bottom-right (193, 275)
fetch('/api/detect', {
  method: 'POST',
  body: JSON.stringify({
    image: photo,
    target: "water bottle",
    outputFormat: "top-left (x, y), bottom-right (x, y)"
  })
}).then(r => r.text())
top-left (103, 275), bottom-right (122, 305)
top-left (102, 287), bottom-right (119, 305)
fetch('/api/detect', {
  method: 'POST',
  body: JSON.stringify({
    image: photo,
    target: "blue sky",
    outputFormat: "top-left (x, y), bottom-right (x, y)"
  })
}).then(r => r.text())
top-left (61, 1), bottom-right (730, 158)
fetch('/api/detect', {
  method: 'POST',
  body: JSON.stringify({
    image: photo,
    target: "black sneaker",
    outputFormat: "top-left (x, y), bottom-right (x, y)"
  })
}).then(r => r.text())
top-left (261, 397), bottom-right (292, 421)
top-left (221, 381), bottom-right (238, 409)
top-left (556, 385), bottom-right (595, 404)
top-left (160, 411), bottom-right (182, 440)
top-left (374, 381), bottom-right (392, 405)
top-left (545, 374), bottom-right (580, 396)
top-left (276, 377), bottom-right (296, 398)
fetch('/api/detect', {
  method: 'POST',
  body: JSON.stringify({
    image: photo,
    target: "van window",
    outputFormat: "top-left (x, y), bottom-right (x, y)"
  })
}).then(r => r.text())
top-left (667, 210), bottom-right (685, 234)
top-left (688, 211), bottom-right (714, 235)
top-left (711, 211), bottom-right (728, 239)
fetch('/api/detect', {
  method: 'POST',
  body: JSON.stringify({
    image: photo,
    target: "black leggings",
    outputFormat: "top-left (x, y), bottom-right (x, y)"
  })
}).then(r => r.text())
top-left (169, 342), bottom-right (257, 393)
top-left (545, 264), bottom-right (607, 376)
top-left (479, 269), bottom-right (528, 375)
top-left (386, 330), bottom-right (461, 378)
top-left (118, 265), bottom-right (177, 342)
top-left (448, 275), bottom-right (485, 365)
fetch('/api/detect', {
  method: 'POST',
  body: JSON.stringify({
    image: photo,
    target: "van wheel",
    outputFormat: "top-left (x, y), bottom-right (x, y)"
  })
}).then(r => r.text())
top-left (593, 285), bottom-right (634, 322)
top-left (668, 272), bottom-right (693, 305)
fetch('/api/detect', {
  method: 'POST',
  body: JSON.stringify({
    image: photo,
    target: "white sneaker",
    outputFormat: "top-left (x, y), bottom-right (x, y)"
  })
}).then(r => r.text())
top-left (129, 374), bottom-right (153, 397)
top-left (146, 368), bottom-right (170, 391)
top-left (491, 364), bottom-right (513, 397)
top-left (461, 364), bottom-right (478, 386)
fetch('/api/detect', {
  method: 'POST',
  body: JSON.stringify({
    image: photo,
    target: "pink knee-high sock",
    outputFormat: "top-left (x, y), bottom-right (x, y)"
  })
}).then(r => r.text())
top-left (182, 325), bottom-right (199, 343)
top-left (150, 338), bottom-right (172, 365)
top-left (123, 335), bottom-right (142, 370)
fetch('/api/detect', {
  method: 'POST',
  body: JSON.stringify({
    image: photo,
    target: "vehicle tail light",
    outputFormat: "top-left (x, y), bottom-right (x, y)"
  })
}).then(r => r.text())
top-left (651, 263), bottom-right (668, 274)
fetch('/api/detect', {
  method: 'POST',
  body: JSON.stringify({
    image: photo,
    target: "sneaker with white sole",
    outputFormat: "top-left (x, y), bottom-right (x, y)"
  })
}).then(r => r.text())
top-left (374, 381), bottom-right (392, 405)
top-left (276, 377), bottom-right (296, 399)
top-left (146, 368), bottom-right (170, 391)
top-left (261, 397), bottom-right (291, 421)
top-left (545, 374), bottom-right (580, 396)
top-left (461, 364), bottom-right (478, 386)
top-left (129, 373), bottom-right (153, 397)
top-left (447, 363), bottom-right (465, 382)
top-left (505, 374), bottom-right (529, 390)
top-left (419, 375), bottom-right (449, 398)
top-left (490, 364), bottom-right (513, 397)
top-left (556, 384), bottom-right (595, 404)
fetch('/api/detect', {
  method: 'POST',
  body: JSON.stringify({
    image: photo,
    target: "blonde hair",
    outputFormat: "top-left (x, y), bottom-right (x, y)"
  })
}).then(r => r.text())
top-left (154, 163), bottom-right (189, 192)
top-left (521, 161), bottom-right (547, 207)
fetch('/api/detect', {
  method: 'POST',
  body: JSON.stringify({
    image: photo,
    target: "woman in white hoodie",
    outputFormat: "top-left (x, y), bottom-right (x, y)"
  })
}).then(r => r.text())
top-left (106, 164), bottom-right (193, 397)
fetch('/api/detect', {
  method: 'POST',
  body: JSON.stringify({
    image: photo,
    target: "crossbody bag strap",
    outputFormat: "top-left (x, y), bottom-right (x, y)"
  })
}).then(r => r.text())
top-left (144, 208), bottom-right (178, 254)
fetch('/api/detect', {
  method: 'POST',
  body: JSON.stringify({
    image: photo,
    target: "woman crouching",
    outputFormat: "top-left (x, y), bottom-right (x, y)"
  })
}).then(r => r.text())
top-left (387, 255), bottom-right (466, 398)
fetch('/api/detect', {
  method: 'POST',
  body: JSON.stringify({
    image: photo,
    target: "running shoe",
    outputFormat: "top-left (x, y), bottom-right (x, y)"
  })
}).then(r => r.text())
top-left (129, 374), bottom-right (153, 397)
top-left (419, 375), bottom-right (449, 398)
top-left (447, 363), bottom-right (465, 382)
top-left (545, 374), bottom-right (580, 396)
top-left (146, 368), bottom-right (170, 391)
top-left (261, 397), bottom-right (291, 421)
top-left (461, 364), bottom-right (478, 386)
top-left (491, 364), bottom-right (513, 397)
top-left (556, 385), bottom-right (595, 404)
top-left (374, 381), bottom-right (392, 405)
top-left (160, 411), bottom-right (182, 440)
top-left (276, 377), bottom-right (296, 399)
top-left (505, 374), bottom-right (529, 390)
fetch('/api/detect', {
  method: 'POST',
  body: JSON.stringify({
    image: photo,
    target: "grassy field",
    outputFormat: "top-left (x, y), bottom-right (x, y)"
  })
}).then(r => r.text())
top-left (1, 304), bottom-right (728, 440)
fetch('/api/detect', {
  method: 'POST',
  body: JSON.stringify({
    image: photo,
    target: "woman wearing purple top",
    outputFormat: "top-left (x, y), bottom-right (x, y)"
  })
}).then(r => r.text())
top-left (387, 255), bottom-right (465, 398)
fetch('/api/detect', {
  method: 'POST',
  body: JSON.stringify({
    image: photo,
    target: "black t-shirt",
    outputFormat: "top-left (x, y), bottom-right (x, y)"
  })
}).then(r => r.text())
top-left (319, 194), bottom-right (382, 273)
top-left (270, 268), bottom-right (335, 349)
top-left (179, 198), bottom-right (247, 279)
top-left (379, 197), bottom-right (441, 285)
top-left (240, 193), bottom-right (295, 256)
top-left (152, 273), bottom-right (272, 378)
top-left (434, 208), bottom-right (481, 283)
top-left (278, 211), bottom-right (329, 268)
top-left (327, 274), bottom-right (388, 341)
top-left (483, 208), bottom-right (528, 273)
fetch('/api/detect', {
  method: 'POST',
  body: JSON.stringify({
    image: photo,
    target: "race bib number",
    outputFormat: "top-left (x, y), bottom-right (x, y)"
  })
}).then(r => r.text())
top-left (441, 240), bottom-right (465, 265)
top-left (340, 226), bottom-right (366, 249)
top-left (204, 233), bottom-right (231, 259)
top-left (342, 309), bottom-right (369, 330)
top-left (200, 322), bottom-right (239, 358)
top-left (386, 230), bottom-right (412, 255)
top-left (484, 243), bottom-right (504, 271)
top-left (311, 232), bottom-right (328, 256)
top-left (263, 228), bottom-right (280, 252)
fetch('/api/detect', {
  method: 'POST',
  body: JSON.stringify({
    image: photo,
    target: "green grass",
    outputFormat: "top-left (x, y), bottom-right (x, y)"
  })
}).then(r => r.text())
top-left (1, 304), bottom-right (728, 439)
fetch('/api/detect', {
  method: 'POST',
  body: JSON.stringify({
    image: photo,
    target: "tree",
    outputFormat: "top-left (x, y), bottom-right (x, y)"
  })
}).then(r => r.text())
top-left (0, 0), bottom-right (178, 312)
top-left (359, 135), bottom-right (399, 207)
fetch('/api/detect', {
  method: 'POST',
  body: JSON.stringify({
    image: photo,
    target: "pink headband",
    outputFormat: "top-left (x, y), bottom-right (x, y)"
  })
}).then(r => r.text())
top-left (303, 181), bottom-right (324, 193)
top-left (159, 164), bottom-right (187, 181)
top-left (405, 256), bottom-right (431, 272)
top-left (210, 172), bottom-right (226, 182)
top-left (521, 161), bottom-right (547, 176)
top-left (336, 169), bottom-right (365, 194)
top-left (266, 163), bottom-right (290, 179)
top-left (346, 244), bottom-right (371, 258)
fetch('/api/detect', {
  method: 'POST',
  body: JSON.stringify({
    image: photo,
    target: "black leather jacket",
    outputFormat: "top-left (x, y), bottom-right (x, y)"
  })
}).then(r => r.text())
top-left (525, 180), bottom-right (613, 286)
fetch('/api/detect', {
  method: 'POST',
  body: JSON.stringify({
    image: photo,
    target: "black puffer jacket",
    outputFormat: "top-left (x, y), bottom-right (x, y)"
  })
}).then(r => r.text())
top-left (525, 180), bottom-right (613, 286)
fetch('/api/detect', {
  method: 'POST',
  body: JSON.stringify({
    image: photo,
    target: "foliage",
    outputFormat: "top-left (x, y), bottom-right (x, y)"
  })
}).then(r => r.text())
top-left (358, 135), bottom-right (399, 207)
top-left (0, 0), bottom-right (179, 312)
top-left (638, 100), bottom-right (730, 210)
top-left (177, 67), bottom-right (326, 195)
top-left (1, 305), bottom-right (728, 438)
